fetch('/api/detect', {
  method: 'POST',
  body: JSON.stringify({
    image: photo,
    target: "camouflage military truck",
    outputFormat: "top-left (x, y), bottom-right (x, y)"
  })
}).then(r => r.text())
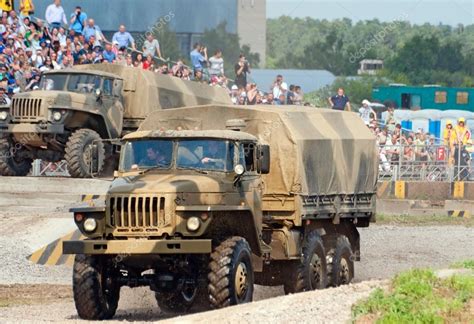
top-left (0, 64), bottom-right (231, 178)
top-left (63, 105), bottom-right (378, 320)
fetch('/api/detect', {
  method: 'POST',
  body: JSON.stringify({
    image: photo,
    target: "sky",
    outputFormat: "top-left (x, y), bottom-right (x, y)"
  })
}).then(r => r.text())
top-left (266, 0), bottom-right (474, 25)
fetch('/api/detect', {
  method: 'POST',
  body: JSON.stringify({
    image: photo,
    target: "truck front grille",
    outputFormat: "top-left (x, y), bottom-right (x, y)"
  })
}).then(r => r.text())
top-left (108, 195), bottom-right (171, 232)
top-left (10, 98), bottom-right (43, 120)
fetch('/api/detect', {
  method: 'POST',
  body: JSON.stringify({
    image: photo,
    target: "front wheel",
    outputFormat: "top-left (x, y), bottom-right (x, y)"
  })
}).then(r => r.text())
top-left (0, 136), bottom-right (32, 176)
top-left (72, 254), bottom-right (120, 320)
top-left (65, 129), bottom-right (105, 178)
top-left (208, 237), bottom-right (254, 308)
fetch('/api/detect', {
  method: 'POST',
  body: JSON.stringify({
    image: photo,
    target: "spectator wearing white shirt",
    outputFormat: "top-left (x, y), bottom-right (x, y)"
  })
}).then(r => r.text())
top-left (45, 0), bottom-right (67, 30)
top-left (359, 99), bottom-right (376, 125)
top-left (208, 49), bottom-right (224, 77)
top-left (271, 74), bottom-right (288, 99)
top-left (142, 33), bottom-right (162, 60)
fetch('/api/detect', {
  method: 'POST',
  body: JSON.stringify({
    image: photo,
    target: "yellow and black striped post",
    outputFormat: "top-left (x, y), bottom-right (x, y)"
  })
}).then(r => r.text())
top-left (28, 230), bottom-right (85, 266)
top-left (447, 210), bottom-right (471, 218)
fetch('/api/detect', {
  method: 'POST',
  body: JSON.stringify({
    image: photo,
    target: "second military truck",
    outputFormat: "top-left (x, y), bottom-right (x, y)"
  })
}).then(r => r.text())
top-left (0, 64), bottom-right (230, 178)
top-left (63, 105), bottom-right (378, 319)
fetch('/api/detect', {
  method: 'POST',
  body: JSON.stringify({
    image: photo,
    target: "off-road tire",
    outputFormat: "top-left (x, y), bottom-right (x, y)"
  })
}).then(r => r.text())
top-left (0, 137), bottom-right (32, 176)
top-left (73, 254), bottom-right (120, 320)
top-left (208, 237), bottom-right (254, 308)
top-left (155, 283), bottom-right (202, 313)
top-left (283, 231), bottom-right (327, 294)
top-left (326, 235), bottom-right (354, 287)
top-left (65, 129), bottom-right (105, 178)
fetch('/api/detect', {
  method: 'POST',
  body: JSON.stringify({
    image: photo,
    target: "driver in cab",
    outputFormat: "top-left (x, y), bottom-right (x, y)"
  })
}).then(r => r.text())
top-left (140, 147), bottom-right (169, 167)
top-left (201, 141), bottom-right (225, 169)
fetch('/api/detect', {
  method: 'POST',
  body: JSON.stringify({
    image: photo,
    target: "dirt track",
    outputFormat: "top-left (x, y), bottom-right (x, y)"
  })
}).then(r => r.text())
top-left (0, 177), bottom-right (473, 322)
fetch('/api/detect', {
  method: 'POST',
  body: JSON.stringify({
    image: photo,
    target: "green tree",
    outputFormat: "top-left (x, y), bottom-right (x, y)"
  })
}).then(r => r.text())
top-left (266, 16), bottom-right (474, 85)
top-left (386, 35), bottom-right (440, 81)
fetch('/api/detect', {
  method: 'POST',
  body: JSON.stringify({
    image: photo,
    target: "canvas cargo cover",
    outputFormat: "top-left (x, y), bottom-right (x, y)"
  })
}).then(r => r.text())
top-left (136, 105), bottom-right (378, 197)
top-left (73, 64), bottom-right (231, 119)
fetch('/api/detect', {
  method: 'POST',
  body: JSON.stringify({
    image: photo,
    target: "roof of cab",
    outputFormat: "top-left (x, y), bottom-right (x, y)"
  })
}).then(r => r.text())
top-left (123, 129), bottom-right (258, 142)
top-left (43, 68), bottom-right (123, 80)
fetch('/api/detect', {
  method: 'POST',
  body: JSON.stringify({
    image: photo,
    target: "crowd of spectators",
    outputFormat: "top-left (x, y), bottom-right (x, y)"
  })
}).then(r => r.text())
top-left (356, 99), bottom-right (472, 174)
top-left (0, 0), bottom-right (307, 106)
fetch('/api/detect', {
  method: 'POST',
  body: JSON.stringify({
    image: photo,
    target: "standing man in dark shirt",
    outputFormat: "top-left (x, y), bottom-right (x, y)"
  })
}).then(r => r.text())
top-left (235, 54), bottom-right (250, 89)
top-left (328, 88), bottom-right (351, 111)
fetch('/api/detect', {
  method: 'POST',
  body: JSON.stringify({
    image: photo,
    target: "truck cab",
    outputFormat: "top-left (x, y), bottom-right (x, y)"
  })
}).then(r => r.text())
top-left (63, 129), bottom-right (271, 319)
top-left (0, 69), bottom-right (124, 177)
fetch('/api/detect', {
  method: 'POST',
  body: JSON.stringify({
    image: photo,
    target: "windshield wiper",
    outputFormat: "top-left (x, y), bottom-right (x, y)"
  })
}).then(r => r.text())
top-left (138, 164), bottom-right (168, 175)
top-left (179, 167), bottom-right (208, 174)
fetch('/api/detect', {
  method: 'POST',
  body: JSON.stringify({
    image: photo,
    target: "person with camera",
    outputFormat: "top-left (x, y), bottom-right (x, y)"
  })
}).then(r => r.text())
top-left (235, 54), bottom-right (250, 89)
top-left (69, 6), bottom-right (87, 36)
top-left (45, 0), bottom-right (67, 31)
top-left (271, 74), bottom-right (288, 100)
top-left (190, 42), bottom-right (207, 72)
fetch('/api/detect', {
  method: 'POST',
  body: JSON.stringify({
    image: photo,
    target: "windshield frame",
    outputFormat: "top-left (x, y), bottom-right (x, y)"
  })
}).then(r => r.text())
top-left (39, 73), bottom-right (105, 93)
top-left (119, 138), bottom-right (240, 174)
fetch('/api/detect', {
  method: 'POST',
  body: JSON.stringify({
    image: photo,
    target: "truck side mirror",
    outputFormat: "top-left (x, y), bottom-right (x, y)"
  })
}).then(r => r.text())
top-left (257, 145), bottom-right (270, 174)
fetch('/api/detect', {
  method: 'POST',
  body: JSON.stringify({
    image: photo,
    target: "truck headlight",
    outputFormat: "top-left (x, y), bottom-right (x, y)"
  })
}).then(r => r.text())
top-left (0, 111), bottom-right (8, 121)
top-left (83, 218), bottom-right (98, 233)
top-left (52, 111), bottom-right (62, 121)
top-left (187, 217), bottom-right (201, 232)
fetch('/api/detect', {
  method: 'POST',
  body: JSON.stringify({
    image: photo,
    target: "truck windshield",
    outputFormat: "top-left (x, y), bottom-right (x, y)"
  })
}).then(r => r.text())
top-left (120, 139), bottom-right (235, 172)
top-left (39, 74), bottom-right (68, 91)
top-left (177, 140), bottom-right (234, 172)
top-left (67, 74), bottom-right (101, 93)
top-left (120, 140), bottom-right (173, 171)
top-left (39, 74), bottom-right (102, 93)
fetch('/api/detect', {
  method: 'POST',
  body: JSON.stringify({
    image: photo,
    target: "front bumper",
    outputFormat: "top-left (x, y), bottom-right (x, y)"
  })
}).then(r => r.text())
top-left (63, 239), bottom-right (212, 255)
top-left (0, 123), bottom-right (64, 134)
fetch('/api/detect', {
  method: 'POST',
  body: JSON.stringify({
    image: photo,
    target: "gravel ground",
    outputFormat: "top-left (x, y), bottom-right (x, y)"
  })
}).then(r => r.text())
top-left (0, 281), bottom-right (387, 324)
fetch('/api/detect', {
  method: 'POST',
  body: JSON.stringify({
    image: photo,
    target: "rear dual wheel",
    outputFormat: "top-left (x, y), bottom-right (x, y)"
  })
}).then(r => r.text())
top-left (284, 231), bottom-right (327, 294)
top-left (326, 235), bottom-right (354, 287)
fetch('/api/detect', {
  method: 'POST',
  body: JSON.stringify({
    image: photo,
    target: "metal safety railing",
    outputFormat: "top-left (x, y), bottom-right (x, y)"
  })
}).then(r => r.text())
top-left (378, 143), bottom-right (473, 181)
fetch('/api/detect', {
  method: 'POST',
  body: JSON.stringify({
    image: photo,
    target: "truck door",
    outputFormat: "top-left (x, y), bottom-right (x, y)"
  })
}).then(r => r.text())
top-left (102, 78), bottom-right (123, 138)
top-left (238, 142), bottom-right (264, 236)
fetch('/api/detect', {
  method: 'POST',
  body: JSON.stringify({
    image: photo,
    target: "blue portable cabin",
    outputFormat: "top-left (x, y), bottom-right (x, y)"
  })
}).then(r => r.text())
top-left (372, 84), bottom-right (474, 111)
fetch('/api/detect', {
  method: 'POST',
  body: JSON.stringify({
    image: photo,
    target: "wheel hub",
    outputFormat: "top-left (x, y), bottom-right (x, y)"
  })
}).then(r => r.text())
top-left (235, 262), bottom-right (248, 299)
top-left (83, 144), bottom-right (92, 165)
top-left (181, 281), bottom-right (197, 302)
top-left (310, 254), bottom-right (321, 287)
top-left (339, 258), bottom-right (350, 284)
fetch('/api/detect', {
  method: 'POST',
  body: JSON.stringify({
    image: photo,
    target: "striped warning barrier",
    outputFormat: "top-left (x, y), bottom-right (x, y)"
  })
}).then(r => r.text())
top-left (447, 210), bottom-right (471, 218)
top-left (28, 230), bottom-right (85, 266)
top-left (81, 194), bottom-right (106, 202)
top-left (28, 194), bottom-right (105, 266)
